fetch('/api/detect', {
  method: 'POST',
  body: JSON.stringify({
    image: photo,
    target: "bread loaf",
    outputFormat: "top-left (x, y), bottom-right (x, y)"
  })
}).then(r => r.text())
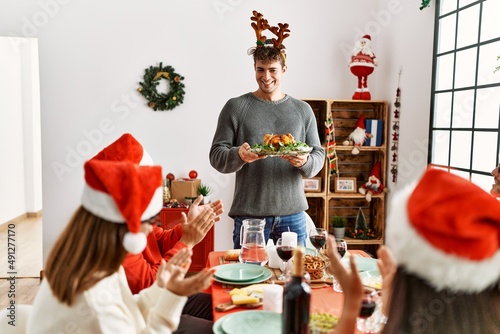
top-left (224, 249), bottom-right (241, 261)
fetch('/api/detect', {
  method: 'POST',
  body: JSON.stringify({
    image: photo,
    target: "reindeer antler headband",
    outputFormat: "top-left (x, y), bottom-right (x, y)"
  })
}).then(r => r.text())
top-left (247, 10), bottom-right (290, 60)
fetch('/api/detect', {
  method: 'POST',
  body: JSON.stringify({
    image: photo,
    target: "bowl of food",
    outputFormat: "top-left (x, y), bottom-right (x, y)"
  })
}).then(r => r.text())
top-left (303, 254), bottom-right (327, 280)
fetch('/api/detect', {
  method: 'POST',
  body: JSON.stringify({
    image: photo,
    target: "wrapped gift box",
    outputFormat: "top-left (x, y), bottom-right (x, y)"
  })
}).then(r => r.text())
top-left (171, 179), bottom-right (201, 204)
top-left (364, 119), bottom-right (384, 146)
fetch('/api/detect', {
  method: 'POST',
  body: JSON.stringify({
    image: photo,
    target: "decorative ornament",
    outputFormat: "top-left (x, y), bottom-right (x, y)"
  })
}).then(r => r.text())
top-left (390, 68), bottom-right (402, 183)
top-left (325, 114), bottom-right (339, 176)
top-left (420, 0), bottom-right (431, 10)
top-left (347, 208), bottom-right (378, 240)
top-left (138, 62), bottom-right (185, 111)
top-left (247, 10), bottom-right (290, 63)
top-left (358, 162), bottom-right (388, 202)
top-left (349, 35), bottom-right (378, 100)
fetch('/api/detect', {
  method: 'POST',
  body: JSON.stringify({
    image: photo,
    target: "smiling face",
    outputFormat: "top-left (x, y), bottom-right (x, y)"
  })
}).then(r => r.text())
top-left (254, 59), bottom-right (287, 101)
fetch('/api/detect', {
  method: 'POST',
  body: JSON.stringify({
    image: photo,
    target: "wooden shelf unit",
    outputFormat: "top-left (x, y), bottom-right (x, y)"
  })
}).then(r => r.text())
top-left (303, 99), bottom-right (389, 252)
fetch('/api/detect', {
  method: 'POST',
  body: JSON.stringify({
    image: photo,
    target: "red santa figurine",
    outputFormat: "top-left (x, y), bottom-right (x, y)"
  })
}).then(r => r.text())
top-left (359, 162), bottom-right (387, 202)
top-left (343, 114), bottom-right (372, 155)
top-left (349, 35), bottom-right (378, 100)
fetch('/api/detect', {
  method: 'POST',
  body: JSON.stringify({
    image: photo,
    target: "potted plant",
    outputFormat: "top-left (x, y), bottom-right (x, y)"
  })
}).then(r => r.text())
top-left (197, 184), bottom-right (211, 204)
top-left (331, 216), bottom-right (347, 239)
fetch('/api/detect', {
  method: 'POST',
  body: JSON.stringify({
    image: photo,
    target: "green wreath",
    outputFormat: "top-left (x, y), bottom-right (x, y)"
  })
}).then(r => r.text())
top-left (138, 62), bottom-right (185, 111)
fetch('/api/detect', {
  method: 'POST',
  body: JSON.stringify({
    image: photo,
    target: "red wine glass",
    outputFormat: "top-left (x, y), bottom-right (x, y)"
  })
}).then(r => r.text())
top-left (309, 228), bottom-right (327, 256)
top-left (276, 238), bottom-right (295, 280)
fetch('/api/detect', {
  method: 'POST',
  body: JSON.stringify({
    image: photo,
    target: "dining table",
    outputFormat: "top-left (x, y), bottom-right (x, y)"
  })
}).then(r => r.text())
top-left (206, 249), bottom-right (375, 323)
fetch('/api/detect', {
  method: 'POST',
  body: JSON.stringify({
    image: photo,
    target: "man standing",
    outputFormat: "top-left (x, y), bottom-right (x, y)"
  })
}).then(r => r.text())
top-left (209, 10), bottom-right (325, 248)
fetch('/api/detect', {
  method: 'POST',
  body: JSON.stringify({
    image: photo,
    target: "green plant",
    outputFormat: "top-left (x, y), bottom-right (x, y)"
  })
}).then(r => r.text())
top-left (197, 184), bottom-right (211, 196)
top-left (331, 216), bottom-right (347, 228)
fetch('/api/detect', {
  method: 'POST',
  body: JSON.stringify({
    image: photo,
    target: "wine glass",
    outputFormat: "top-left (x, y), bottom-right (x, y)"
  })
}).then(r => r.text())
top-left (275, 238), bottom-right (295, 280)
top-left (309, 228), bottom-right (327, 256)
top-left (336, 238), bottom-right (347, 258)
top-left (357, 288), bottom-right (378, 333)
top-left (331, 238), bottom-right (347, 292)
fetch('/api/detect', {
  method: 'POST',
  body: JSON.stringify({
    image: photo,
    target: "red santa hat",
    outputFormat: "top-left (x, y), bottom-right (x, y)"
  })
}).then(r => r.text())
top-left (355, 114), bottom-right (366, 129)
top-left (386, 168), bottom-right (500, 292)
top-left (361, 35), bottom-right (371, 41)
top-left (369, 162), bottom-right (381, 180)
top-left (81, 133), bottom-right (163, 254)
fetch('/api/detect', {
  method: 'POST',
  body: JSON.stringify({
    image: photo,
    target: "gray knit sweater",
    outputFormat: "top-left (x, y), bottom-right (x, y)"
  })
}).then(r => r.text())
top-left (209, 92), bottom-right (325, 218)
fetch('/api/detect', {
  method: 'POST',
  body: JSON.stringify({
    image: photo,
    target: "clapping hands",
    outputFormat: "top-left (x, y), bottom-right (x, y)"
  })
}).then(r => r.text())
top-left (156, 248), bottom-right (215, 297)
top-left (179, 196), bottom-right (223, 248)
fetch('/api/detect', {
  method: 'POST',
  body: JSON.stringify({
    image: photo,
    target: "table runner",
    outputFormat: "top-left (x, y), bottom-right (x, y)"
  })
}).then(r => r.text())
top-left (207, 250), bottom-right (371, 321)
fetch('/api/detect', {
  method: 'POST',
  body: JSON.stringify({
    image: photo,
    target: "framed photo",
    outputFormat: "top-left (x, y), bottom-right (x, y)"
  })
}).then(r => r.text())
top-left (334, 177), bottom-right (357, 193)
top-left (303, 177), bottom-right (321, 192)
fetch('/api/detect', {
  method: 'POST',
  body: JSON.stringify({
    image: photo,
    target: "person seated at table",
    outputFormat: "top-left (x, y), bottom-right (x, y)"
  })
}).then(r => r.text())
top-left (325, 235), bottom-right (364, 334)
top-left (27, 135), bottom-right (215, 333)
top-left (380, 168), bottom-right (500, 333)
top-left (99, 134), bottom-right (223, 333)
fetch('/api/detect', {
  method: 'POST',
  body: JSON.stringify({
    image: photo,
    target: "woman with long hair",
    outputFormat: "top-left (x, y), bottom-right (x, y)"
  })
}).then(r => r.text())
top-left (27, 134), bottom-right (215, 333)
top-left (380, 168), bottom-right (500, 333)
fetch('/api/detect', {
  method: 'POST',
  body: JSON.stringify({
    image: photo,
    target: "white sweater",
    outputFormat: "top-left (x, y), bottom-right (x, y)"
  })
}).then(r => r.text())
top-left (26, 266), bottom-right (187, 333)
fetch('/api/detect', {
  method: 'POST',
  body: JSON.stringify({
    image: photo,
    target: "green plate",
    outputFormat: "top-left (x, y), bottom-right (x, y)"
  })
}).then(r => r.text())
top-left (220, 310), bottom-right (282, 334)
top-left (213, 265), bottom-right (273, 285)
top-left (342, 257), bottom-right (379, 272)
top-left (359, 269), bottom-right (382, 290)
top-left (214, 263), bottom-right (265, 282)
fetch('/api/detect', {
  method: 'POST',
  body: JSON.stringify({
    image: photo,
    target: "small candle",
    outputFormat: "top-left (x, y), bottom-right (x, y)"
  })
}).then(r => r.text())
top-left (263, 284), bottom-right (283, 313)
top-left (281, 231), bottom-right (297, 247)
top-left (267, 240), bottom-right (283, 269)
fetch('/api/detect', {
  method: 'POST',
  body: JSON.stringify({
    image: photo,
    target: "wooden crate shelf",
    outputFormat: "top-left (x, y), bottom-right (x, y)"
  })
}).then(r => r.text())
top-left (303, 99), bottom-right (388, 252)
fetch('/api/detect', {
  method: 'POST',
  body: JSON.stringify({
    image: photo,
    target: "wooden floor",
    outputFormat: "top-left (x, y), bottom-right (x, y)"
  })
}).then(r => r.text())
top-left (0, 215), bottom-right (43, 309)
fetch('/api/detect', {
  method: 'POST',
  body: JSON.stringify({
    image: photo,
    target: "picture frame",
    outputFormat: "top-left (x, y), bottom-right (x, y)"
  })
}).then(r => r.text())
top-left (303, 177), bottom-right (322, 192)
top-left (334, 177), bottom-right (357, 193)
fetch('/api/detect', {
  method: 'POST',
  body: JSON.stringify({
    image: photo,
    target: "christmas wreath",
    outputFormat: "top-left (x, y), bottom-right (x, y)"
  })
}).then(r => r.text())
top-left (138, 62), bottom-right (185, 111)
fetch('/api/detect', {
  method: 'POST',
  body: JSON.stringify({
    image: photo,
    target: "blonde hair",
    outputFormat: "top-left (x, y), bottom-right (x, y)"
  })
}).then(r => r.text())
top-left (44, 206), bottom-right (128, 306)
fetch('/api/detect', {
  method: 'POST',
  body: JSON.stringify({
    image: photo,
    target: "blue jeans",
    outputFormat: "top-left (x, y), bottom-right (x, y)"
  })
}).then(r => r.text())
top-left (233, 212), bottom-right (307, 249)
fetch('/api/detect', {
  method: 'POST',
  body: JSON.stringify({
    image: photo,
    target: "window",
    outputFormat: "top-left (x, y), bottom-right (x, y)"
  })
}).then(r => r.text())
top-left (429, 0), bottom-right (500, 191)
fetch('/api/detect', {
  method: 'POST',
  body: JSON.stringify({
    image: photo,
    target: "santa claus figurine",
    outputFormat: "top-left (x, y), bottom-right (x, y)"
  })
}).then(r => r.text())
top-left (343, 114), bottom-right (372, 155)
top-left (359, 162), bottom-right (388, 202)
top-left (349, 34), bottom-right (378, 100)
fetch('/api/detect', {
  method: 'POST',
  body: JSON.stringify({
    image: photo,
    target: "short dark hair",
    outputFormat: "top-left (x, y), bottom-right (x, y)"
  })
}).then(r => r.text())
top-left (253, 40), bottom-right (286, 67)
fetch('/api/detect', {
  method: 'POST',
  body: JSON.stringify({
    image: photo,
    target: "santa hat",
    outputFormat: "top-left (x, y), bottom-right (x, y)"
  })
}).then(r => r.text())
top-left (361, 35), bottom-right (371, 41)
top-left (369, 162), bottom-right (381, 181)
top-left (386, 168), bottom-right (500, 292)
top-left (355, 114), bottom-right (366, 129)
top-left (81, 133), bottom-right (163, 254)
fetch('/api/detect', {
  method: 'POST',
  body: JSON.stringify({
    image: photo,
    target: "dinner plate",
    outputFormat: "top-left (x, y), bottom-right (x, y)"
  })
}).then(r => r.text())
top-left (213, 265), bottom-right (273, 285)
top-left (219, 310), bottom-right (282, 334)
top-left (359, 269), bottom-right (382, 290)
top-left (341, 257), bottom-right (379, 272)
top-left (214, 263), bottom-right (265, 282)
top-left (250, 146), bottom-right (313, 156)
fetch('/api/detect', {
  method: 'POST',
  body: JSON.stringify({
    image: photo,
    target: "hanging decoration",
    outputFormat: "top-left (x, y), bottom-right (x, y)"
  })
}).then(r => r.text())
top-left (325, 112), bottom-right (339, 176)
top-left (390, 68), bottom-right (402, 183)
top-left (138, 62), bottom-right (185, 111)
top-left (420, 0), bottom-right (431, 10)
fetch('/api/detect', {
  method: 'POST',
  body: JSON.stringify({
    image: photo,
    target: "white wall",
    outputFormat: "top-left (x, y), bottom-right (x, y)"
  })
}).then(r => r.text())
top-left (0, 36), bottom-right (43, 225)
top-left (0, 0), bottom-right (435, 261)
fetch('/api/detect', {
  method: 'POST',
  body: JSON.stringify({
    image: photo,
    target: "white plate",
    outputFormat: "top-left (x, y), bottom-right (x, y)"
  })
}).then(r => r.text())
top-left (214, 263), bottom-right (265, 282)
top-left (250, 146), bottom-right (313, 156)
